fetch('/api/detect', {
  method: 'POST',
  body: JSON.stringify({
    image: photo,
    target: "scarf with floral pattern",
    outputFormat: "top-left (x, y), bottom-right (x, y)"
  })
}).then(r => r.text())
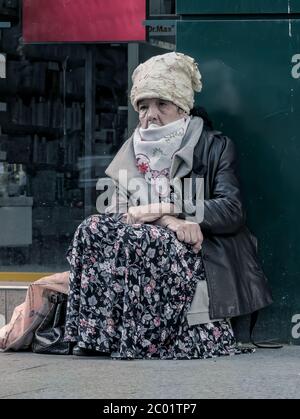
top-left (133, 117), bottom-right (190, 202)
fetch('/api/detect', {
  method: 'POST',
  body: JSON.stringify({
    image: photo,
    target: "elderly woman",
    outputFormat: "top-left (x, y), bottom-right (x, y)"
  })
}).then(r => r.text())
top-left (64, 52), bottom-right (273, 359)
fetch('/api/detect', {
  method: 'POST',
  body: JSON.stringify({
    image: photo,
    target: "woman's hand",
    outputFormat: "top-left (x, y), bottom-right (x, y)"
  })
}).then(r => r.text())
top-left (123, 203), bottom-right (178, 225)
top-left (158, 216), bottom-right (203, 254)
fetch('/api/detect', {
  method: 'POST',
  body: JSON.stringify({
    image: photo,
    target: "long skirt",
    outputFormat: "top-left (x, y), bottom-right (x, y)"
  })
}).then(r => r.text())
top-left (64, 214), bottom-right (249, 360)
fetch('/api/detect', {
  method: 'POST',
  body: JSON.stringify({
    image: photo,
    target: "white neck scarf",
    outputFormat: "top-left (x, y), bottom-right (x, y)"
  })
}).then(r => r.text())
top-left (133, 116), bottom-right (190, 202)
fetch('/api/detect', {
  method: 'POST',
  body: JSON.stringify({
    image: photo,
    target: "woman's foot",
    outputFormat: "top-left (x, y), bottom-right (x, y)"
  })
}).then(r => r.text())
top-left (72, 344), bottom-right (109, 357)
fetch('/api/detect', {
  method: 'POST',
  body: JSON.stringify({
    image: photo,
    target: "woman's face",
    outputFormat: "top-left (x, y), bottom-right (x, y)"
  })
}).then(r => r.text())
top-left (138, 98), bottom-right (184, 128)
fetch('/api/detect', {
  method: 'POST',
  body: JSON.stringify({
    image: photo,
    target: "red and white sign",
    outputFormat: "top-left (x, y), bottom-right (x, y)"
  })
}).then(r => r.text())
top-left (23, 0), bottom-right (146, 43)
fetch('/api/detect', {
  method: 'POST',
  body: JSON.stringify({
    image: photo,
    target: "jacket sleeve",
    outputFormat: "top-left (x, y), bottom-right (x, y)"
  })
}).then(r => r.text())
top-left (200, 135), bottom-right (246, 235)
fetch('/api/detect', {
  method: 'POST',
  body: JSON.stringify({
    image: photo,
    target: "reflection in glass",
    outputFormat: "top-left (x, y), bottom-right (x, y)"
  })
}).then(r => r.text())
top-left (149, 0), bottom-right (176, 15)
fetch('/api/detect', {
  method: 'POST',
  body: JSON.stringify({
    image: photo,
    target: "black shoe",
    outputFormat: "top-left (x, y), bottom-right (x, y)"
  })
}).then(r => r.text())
top-left (72, 344), bottom-right (109, 357)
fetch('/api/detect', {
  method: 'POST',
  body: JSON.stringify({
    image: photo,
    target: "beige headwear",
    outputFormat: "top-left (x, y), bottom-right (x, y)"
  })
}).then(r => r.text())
top-left (130, 52), bottom-right (202, 114)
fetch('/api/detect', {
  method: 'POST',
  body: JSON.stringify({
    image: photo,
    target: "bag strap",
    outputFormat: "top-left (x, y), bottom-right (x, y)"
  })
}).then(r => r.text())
top-left (250, 311), bottom-right (283, 349)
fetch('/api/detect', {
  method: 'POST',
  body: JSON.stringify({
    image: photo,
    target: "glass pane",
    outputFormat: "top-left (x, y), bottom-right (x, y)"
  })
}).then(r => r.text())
top-left (0, 23), bottom-right (86, 272)
top-left (0, 5), bottom-right (128, 276)
top-left (149, 0), bottom-right (176, 15)
top-left (82, 45), bottom-right (128, 216)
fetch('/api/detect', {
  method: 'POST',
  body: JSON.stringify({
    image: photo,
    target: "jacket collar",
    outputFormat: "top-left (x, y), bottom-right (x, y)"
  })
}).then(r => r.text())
top-left (105, 116), bottom-right (204, 190)
top-left (170, 116), bottom-right (203, 179)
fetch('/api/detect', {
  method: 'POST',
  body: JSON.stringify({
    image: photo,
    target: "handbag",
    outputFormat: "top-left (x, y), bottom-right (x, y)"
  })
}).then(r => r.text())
top-left (31, 291), bottom-right (72, 355)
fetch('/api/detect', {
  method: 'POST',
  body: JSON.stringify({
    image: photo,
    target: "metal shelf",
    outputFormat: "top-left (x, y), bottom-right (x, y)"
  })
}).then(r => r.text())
top-left (0, 22), bottom-right (11, 28)
top-left (2, 123), bottom-right (63, 139)
top-left (0, 7), bottom-right (18, 19)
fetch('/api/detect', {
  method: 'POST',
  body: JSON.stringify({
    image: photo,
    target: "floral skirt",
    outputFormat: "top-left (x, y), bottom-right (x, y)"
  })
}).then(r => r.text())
top-left (64, 213), bottom-right (250, 360)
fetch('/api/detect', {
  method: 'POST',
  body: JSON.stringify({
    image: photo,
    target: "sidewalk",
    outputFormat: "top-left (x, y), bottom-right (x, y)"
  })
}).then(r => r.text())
top-left (0, 346), bottom-right (299, 399)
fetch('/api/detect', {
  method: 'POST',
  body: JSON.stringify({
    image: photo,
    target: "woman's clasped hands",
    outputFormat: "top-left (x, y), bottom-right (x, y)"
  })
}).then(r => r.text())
top-left (122, 203), bottom-right (177, 225)
top-left (162, 216), bottom-right (203, 254)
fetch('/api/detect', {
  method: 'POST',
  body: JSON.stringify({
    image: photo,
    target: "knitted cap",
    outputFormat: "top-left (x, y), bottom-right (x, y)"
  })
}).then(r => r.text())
top-left (130, 52), bottom-right (202, 114)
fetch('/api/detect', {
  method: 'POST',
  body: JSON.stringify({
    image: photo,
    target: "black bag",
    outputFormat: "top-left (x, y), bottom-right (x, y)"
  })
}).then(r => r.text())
top-left (31, 292), bottom-right (72, 355)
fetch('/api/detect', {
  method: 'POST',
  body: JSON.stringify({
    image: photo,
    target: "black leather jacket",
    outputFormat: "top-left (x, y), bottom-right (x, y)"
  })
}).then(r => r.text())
top-left (183, 127), bottom-right (273, 319)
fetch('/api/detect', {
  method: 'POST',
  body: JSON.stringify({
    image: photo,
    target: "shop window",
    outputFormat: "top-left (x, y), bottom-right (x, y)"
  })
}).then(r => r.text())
top-left (0, 4), bottom-right (127, 273)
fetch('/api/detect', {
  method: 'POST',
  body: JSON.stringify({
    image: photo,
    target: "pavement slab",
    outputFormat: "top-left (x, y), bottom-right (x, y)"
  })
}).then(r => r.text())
top-left (0, 346), bottom-right (299, 399)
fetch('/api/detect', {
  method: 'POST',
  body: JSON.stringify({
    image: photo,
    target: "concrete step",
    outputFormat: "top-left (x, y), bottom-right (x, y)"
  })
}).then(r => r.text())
top-left (0, 283), bottom-right (29, 328)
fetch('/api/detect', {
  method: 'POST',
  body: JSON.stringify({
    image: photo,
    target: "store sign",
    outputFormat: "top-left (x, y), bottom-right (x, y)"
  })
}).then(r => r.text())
top-left (149, 24), bottom-right (175, 37)
top-left (23, 0), bottom-right (146, 43)
top-left (0, 54), bottom-right (6, 78)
